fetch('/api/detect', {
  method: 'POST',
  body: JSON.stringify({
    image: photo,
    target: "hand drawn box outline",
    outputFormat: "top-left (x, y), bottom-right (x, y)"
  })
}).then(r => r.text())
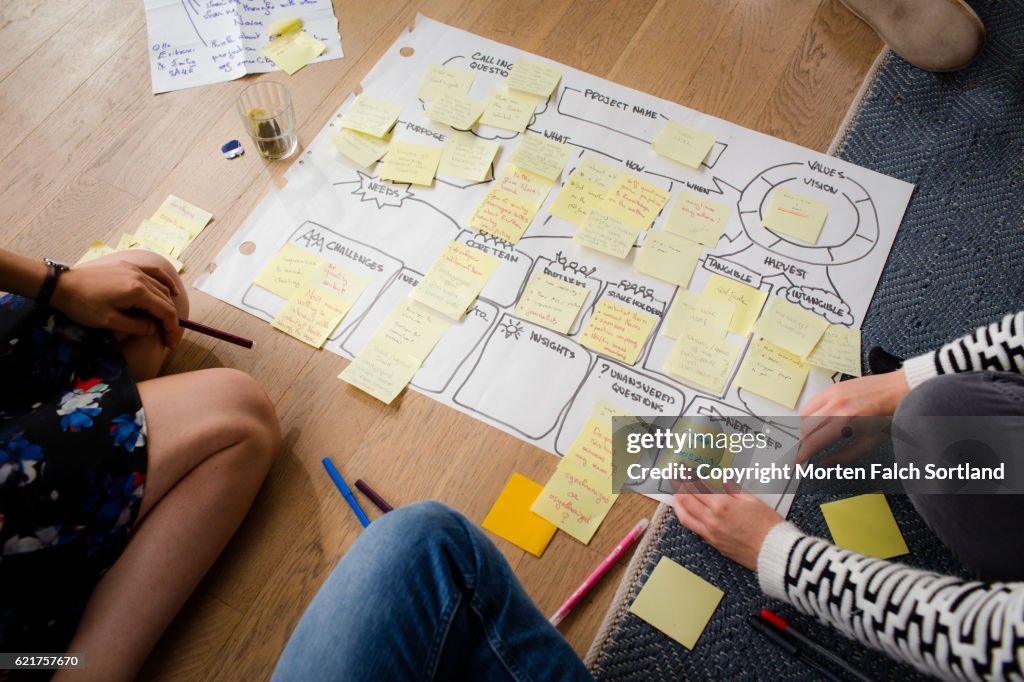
top-left (452, 311), bottom-right (592, 440)
top-left (556, 86), bottom-right (727, 170)
top-left (335, 266), bottom-right (500, 395)
top-left (552, 358), bottom-right (686, 457)
top-left (238, 220), bottom-right (404, 336)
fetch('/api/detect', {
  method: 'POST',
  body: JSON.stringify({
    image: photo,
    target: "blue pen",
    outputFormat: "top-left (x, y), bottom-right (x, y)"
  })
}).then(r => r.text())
top-left (321, 457), bottom-right (371, 528)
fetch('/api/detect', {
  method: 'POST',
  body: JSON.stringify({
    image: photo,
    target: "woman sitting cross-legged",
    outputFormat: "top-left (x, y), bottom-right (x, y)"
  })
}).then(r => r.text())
top-left (0, 248), bottom-right (280, 681)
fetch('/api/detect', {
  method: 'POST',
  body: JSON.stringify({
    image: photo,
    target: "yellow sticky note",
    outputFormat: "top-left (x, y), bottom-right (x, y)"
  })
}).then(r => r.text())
top-left (481, 473), bottom-right (558, 557)
top-left (76, 241), bottom-right (114, 266)
top-left (575, 157), bottom-right (622, 190)
top-left (271, 285), bottom-right (352, 348)
top-left (306, 262), bottom-right (368, 307)
top-left (652, 120), bottom-right (716, 169)
top-left (412, 241), bottom-right (501, 320)
top-left (629, 556), bottom-right (724, 649)
top-left (664, 326), bottom-right (742, 393)
top-left (753, 296), bottom-right (829, 358)
top-left (703, 273), bottom-right (768, 336)
top-left (531, 459), bottom-right (616, 544)
top-left (268, 17), bottom-right (303, 36)
top-left (379, 142), bottom-right (443, 186)
top-left (254, 243), bottom-right (325, 300)
top-left (479, 88), bottom-right (539, 133)
top-left (426, 93), bottom-right (486, 131)
top-left (260, 30), bottom-right (325, 76)
top-left (820, 493), bottom-right (908, 558)
top-left (763, 188), bottom-right (830, 244)
top-left (439, 133), bottom-right (499, 182)
top-left (338, 337), bottom-right (421, 404)
top-left (507, 58), bottom-right (563, 98)
top-left (116, 233), bottom-right (170, 257)
top-left (575, 209), bottom-right (642, 259)
top-left (496, 165), bottom-right (556, 207)
top-left (601, 173), bottom-right (671, 230)
top-left (470, 187), bottom-right (539, 244)
top-left (133, 220), bottom-right (191, 258)
top-left (115, 234), bottom-right (184, 272)
top-left (589, 399), bottom-right (635, 427)
top-left (635, 230), bottom-right (703, 287)
top-left (339, 95), bottom-right (402, 138)
top-left (515, 271), bottom-right (588, 334)
top-left (664, 192), bottom-right (732, 246)
top-left (579, 297), bottom-right (657, 365)
top-left (662, 290), bottom-right (734, 339)
top-left (150, 195), bottom-right (212, 239)
top-left (807, 325), bottom-right (862, 376)
top-left (372, 300), bottom-right (452, 362)
top-left (549, 173), bottom-right (608, 226)
top-left (736, 338), bottom-right (810, 409)
top-left (331, 128), bottom-right (391, 168)
top-left (509, 132), bottom-right (573, 181)
top-left (563, 416), bottom-right (617, 478)
top-left (416, 64), bottom-right (475, 101)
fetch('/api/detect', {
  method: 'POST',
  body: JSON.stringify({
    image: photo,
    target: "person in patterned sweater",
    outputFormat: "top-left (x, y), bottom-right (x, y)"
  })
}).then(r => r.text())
top-left (273, 314), bottom-right (1022, 682)
top-left (675, 311), bottom-right (1024, 681)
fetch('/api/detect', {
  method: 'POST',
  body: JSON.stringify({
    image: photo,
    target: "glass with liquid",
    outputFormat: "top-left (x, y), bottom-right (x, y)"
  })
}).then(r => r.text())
top-left (236, 81), bottom-right (298, 160)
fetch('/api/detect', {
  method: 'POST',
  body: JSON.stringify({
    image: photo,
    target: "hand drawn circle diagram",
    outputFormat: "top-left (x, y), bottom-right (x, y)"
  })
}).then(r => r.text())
top-left (737, 162), bottom-right (878, 266)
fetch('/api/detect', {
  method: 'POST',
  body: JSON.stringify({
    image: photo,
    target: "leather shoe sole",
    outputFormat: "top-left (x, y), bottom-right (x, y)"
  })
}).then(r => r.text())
top-left (839, 0), bottom-right (985, 72)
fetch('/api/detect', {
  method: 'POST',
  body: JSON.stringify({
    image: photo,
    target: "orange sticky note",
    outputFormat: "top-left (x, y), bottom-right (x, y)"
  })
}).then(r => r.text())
top-left (481, 473), bottom-right (558, 557)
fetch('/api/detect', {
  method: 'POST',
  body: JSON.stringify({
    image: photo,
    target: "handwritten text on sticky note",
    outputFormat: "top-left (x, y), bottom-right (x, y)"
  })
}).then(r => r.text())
top-left (515, 271), bottom-right (588, 334)
top-left (735, 338), bottom-right (810, 409)
top-left (579, 297), bottom-right (657, 365)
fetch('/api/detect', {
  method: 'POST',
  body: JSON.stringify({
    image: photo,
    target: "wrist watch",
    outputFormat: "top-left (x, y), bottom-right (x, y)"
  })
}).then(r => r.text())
top-left (37, 258), bottom-right (70, 307)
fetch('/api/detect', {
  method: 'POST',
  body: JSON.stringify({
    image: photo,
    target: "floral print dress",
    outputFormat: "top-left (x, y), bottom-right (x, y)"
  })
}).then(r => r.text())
top-left (0, 293), bottom-right (148, 651)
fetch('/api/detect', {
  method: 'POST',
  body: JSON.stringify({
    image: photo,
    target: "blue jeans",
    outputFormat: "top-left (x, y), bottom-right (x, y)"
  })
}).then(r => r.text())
top-left (272, 501), bottom-right (595, 682)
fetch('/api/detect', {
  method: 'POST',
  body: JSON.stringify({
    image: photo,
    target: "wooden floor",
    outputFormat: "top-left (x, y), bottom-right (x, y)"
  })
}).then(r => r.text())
top-left (0, 1), bottom-right (881, 679)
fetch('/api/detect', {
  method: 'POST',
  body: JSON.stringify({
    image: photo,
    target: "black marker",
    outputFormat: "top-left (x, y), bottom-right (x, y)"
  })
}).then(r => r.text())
top-left (747, 616), bottom-right (843, 682)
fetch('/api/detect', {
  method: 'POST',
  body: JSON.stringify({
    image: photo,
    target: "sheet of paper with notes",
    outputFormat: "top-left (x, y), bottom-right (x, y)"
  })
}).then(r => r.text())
top-left (144, 0), bottom-right (343, 93)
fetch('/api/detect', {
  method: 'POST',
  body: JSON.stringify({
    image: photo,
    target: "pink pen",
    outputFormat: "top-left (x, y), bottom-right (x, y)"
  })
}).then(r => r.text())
top-left (549, 517), bottom-right (650, 627)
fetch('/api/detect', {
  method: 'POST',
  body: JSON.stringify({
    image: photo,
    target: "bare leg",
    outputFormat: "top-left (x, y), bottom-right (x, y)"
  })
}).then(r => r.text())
top-left (55, 367), bottom-right (280, 682)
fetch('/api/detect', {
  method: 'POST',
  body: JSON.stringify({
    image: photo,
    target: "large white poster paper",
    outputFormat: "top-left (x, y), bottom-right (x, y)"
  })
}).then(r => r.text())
top-left (199, 16), bottom-right (914, 514)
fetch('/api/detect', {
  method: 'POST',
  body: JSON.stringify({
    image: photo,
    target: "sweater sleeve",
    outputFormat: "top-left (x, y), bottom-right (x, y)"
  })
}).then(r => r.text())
top-left (757, 521), bottom-right (1024, 681)
top-left (902, 311), bottom-right (1024, 389)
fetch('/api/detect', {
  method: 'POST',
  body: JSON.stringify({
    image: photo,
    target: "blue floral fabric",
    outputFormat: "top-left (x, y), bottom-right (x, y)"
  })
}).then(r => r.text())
top-left (0, 293), bottom-right (148, 651)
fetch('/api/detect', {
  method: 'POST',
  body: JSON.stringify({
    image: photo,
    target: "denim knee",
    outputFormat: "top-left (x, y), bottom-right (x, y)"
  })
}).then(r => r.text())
top-left (895, 371), bottom-right (1024, 419)
top-left (366, 500), bottom-right (471, 546)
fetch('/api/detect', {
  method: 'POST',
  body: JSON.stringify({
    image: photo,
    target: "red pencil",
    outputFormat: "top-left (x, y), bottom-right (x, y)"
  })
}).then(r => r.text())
top-left (179, 318), bottom-right (254, 349)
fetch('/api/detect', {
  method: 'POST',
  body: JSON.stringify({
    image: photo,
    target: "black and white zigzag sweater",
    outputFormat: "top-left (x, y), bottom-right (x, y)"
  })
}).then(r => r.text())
top-left (758, 522), bottom-right (1024, 681)
top-left (902, 311), bottom-right (1024, 388)
top-left (752, 313), bottom-right (1024, 680)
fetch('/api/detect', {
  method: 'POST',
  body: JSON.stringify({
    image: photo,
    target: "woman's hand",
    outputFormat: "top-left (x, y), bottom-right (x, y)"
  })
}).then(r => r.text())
top-left (797, 371), bottom-right (910, 464)
top-left (672, 486), bottom-right (784, 570)
top-left (51, 260), bottom-right (182, 347)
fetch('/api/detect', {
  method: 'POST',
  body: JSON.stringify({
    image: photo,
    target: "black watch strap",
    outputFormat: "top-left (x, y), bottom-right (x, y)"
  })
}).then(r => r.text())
top-left (37, 258), bottom-right (69, 307)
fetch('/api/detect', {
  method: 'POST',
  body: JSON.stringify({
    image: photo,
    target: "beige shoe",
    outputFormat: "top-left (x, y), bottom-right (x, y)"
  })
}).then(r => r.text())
top-left (839, 0), bottom-right (985, 71)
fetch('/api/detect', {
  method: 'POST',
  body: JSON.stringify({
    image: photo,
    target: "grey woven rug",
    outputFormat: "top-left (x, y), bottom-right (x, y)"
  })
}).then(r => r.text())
top-left (585, 1), bottom-right (1024, 679)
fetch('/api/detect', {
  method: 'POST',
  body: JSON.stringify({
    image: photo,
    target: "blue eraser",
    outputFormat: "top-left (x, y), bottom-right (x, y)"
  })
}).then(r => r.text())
top-left (221, 139), bottom-right (244, 159)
